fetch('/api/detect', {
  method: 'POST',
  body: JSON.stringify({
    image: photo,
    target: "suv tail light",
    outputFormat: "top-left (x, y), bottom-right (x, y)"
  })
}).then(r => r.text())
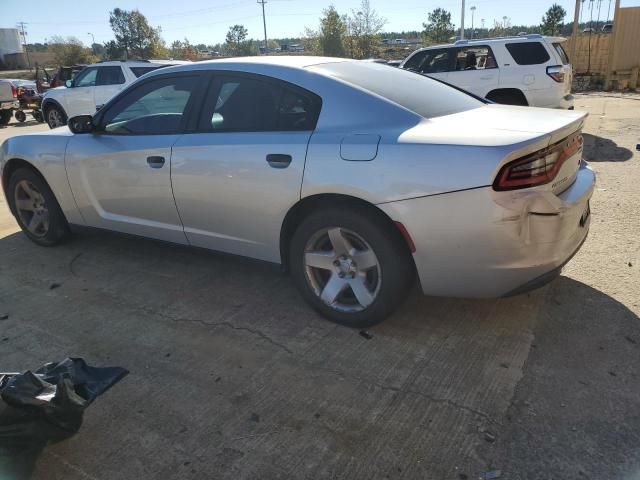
top-left (11, 84), bottom-right (17, 98)
top-left (546, 65), bottom-right (565, 83)
top-left (494, 133), bottom-right (583, 191)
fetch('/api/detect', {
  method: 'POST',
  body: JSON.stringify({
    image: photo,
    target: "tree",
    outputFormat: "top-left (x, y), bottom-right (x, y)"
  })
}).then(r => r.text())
top-left (48, 36), bottom-right (97, 65)
top-left (422, 8), bottom-right (454, 44)
top-left (318, 6), bottom-right (346, 57)
top-left (345, 0), bottom-right (386, 59)
top-left (226, 25), bottom-right (253, 56)
top-left (108, 8), bottom-right (166, 59)
top-left (541, 4), bottom-right (567, 35)
top-left (170, 38), bottom-right (199, 60)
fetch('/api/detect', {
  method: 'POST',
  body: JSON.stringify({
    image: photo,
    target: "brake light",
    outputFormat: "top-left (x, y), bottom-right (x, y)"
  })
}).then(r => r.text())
top-left (546, 65), bottom-right (565, 83)
top-left (493, 133), bottom-right (583, 191)
top-left (11, 84), bottom-right (17, 98)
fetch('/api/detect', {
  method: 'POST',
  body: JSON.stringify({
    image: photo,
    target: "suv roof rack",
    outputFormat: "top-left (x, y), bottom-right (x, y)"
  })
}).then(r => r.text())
top-left (454, 33), bottom-right (543, 45)
top-left (95, 59), bottom-right (152, 63)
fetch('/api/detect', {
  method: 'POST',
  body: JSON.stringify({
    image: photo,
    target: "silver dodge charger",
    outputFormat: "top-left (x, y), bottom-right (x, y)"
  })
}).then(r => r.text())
top-left (0, 57), bottom-right (595, 327)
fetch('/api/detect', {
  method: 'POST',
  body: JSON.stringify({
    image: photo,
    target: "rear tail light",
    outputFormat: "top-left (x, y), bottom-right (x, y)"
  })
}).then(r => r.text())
top-left (546, 65), bottom-right (565, 83)
top-left (11, 85), bottom-right (17, 98)
top-left (493, 133), bottom-right (583, 191)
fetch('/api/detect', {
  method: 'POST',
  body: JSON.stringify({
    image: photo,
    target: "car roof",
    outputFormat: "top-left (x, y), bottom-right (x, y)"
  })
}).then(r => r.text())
top-left (414, 34), bottom-right (564, 51)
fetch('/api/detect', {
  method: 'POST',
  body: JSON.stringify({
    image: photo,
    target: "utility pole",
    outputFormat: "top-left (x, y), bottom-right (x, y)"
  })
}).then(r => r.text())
top-left (570, 0), bottom-right (581, 65)
top-left (470, 6), bottom-right (476, 39)
top-left (460, 0), bottom-right (466, 39)
top-left (17, 22), bottom-right (31, 69)
top-left (257, 0), bottom-right (268, 53)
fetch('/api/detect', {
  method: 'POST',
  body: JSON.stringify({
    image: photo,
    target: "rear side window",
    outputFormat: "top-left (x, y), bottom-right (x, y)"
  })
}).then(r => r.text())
top-left (200, 74), bottom-right (321, 132)
top-left (130, 66), bottom-right (165, 78)
top-left (453, 46), bottom-right (498, 70)
top-left (96, 66), bottom-right (125, 86)
top-left (553, 42), bottom-right (570, 65)
top-left (505, 42), bottom-right (551, 65)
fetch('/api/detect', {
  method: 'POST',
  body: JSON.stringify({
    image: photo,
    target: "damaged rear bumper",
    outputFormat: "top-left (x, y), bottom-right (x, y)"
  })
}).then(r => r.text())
top-left (378, 162), bottom-right (596, 298)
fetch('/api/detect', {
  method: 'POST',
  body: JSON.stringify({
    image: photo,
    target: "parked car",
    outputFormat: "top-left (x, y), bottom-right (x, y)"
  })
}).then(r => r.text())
top-left (400, 34), bottom-right (574, 109)
top-left (0, 80), bottom-right (20, 125)
top-left (0, 57), bottom-right (595, 326)
top-left (42, 60), bottom-right (185, 129)
top-left (601, 24), bottom-right (613, 33)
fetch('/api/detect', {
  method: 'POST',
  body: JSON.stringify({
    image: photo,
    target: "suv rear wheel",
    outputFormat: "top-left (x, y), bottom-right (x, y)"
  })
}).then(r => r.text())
top-left (290, 207), bottom-right (414, 328)
top-left (486, 89), bottom-right (529, 106)
top-left (45, 104), bottom-right (67, 129)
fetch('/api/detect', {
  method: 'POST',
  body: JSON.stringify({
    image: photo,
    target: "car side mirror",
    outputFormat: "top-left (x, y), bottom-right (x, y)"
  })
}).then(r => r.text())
top-left (68, 115), bottom-right (95, 134)
top-left (65, 79), bottom-right (73, 88)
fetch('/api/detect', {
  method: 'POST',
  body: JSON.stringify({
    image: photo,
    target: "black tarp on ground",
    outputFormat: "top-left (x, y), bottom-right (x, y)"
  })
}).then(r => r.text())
top-left (0, 358), bottom-right (128, 479)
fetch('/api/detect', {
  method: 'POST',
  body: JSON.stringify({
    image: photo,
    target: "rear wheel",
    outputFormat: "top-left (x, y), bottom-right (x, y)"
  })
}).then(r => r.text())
top-left (14, 110), bottom-right (26, 123)
top-left (290, 207), bottom-right (414, 328)
top-left (486, 89), bottom-right (529, 106)
top-left (8, 168), bottom-right (69, 246)
top-left (45, 104), bottom-right (67, 129)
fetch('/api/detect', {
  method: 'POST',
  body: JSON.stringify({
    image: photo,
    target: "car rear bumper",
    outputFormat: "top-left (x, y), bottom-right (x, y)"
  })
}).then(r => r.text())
top-left (1, 100), bottom-right (19, 110)
top-left (378, 161), bottom-right (595, 298)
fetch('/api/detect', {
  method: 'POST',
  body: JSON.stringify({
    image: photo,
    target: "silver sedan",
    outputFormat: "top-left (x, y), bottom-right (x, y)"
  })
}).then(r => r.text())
top-left (0, 57), bottom-right (595, 327)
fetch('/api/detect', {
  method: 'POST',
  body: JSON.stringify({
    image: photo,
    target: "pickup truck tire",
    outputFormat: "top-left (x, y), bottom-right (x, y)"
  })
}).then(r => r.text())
top-left (0, 110), bottom-right (12, 125)
top-left (45, 104), bottom-right (67, 129)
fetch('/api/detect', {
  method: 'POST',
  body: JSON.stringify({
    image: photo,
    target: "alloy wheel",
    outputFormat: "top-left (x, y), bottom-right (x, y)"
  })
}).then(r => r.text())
top-left (303, 227), bottom-right (381, 313)
top-left (48, 108), bottom-right (64, 128)
top-left (14, 180), bottom-right (50, 237)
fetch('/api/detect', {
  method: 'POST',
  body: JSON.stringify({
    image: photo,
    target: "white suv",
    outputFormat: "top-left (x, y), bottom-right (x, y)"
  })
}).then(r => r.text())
top-left (400, 34), bottom-right (573, 109)
top-left (42, 60), bottom-right (182, 128)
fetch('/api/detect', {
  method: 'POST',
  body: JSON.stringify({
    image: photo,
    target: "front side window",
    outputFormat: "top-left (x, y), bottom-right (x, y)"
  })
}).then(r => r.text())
top-left (505, 42), bottom-right (551, 65)
top-left (96, 66), bottom-right (125, 86)
top-left (402, 51), bottom-right (428, 71)
top-left (100, 75), bottom-right (197, 135)
top-left (454, 46), bottom-right (498, 70)
top-left (200, 74), bottom-right (321, 132)
top-left (74, 68), bottom-right (98, 87)
top-left (418, 49), bottom-right (453, 74)
top-left (130, 66), bottom-right (165, 78)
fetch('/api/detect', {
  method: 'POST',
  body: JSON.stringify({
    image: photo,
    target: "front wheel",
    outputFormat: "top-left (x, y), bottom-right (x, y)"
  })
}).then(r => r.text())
top-left (8, 168), bottom-right (70, 246)
top-left (45, 104), bottom-right (67, 129)
top-left (14, 110), bottom-right (26, 123)
top-left (290, 207), bottom-right (414, 328)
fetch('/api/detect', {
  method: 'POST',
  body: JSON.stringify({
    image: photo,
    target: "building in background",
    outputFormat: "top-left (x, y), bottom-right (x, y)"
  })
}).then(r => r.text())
top-left (0, 28), bottom-right (27, 69)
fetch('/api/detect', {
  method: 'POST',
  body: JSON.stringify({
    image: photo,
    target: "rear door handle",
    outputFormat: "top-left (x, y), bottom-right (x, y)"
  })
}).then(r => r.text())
top-left (266, 154), bottom-right (292, 169)
top-left (147, 156), bottom-right (165, 168)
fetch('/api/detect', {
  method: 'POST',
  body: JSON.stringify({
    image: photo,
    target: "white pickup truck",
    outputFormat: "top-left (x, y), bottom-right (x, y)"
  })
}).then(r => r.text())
top-left (0, 80), bottom-right (19, 125)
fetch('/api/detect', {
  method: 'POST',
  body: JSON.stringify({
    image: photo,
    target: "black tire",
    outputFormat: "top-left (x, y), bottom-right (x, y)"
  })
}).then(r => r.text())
top-left (7, 168), bottom-right (70, 246)
top-left (14, 110), bottom-right (26, 123)
top-left (486, 89), bottom-right (528, 106)
top-left (0, 109), bottom-right (11, 125)
top-left (45, 104), bottom-right (67, 129)
top-left (289, 207), bottom-right (415, 328)
top-left (33, 111), bottom-right (44, 123)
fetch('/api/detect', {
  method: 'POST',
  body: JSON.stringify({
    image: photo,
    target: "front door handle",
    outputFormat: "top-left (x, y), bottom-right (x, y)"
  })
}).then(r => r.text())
top-left (147, 156), bottom-right (165, 168)
top-left (266, 154), bottom-right (292, 169)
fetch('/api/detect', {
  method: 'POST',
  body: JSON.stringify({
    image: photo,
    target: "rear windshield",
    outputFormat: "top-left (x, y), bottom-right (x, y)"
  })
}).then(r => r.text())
top-left (505, 42), bottom-right (551, 65)
top-left (553, 42), bottom-right (570, 64)
top-left (309, 61), bottom-right (483, 119)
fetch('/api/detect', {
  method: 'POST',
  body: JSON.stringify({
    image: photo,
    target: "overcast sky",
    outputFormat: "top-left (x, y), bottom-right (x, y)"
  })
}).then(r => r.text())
top-left (3, 0), bottom-right (638, 46)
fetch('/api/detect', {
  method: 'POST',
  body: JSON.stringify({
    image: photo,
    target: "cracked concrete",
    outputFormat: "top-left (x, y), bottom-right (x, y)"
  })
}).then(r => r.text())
top-left (1, 93), bottom-right (639, 479)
